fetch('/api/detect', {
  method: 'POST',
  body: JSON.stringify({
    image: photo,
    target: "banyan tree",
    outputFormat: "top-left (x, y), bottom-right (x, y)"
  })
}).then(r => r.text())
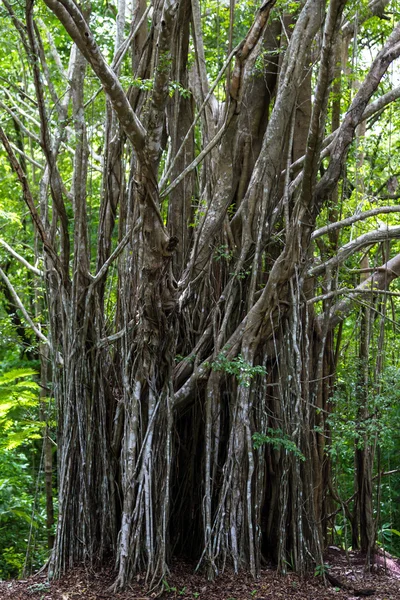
top-left (1, 0), bottom-right (400, 589)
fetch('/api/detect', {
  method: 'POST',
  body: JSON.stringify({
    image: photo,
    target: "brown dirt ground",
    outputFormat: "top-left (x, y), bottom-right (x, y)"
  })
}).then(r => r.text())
top-left (1, 550), bottom-right (399, 600)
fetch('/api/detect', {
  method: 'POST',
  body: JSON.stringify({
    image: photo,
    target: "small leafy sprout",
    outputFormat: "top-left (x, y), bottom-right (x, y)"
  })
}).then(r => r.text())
top-left (314, 563), bottom-right (330, 577)
top-left (230, 268), bottom-right (251, 280)
top-left (169, 81), bottom-right (191, 98)
top-left (162, 579), bottom-right (177, 592)
top-left (131, 77), bottom-right (154, 92)
top-left (157, 51), bottom-right (172, 74)
top-left (162, 580), bottom-right (187, 595)
top-left (227, 203), bottom-right (236, 217)
top-left (193, 593), bottom-right (200, 599)
top-left (189, 198), bottom-right (207, 228)
top-left (214, 244), bottom-right (234, 262)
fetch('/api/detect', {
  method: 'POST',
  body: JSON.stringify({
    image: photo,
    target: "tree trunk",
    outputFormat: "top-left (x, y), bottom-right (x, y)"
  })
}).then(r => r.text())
top-left (2, 0), bottom-right (400, 590)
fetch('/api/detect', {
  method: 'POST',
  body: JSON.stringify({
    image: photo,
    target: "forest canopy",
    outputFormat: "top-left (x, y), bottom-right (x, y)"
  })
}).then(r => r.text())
top-left (1, 0), bottom-right (400, 590)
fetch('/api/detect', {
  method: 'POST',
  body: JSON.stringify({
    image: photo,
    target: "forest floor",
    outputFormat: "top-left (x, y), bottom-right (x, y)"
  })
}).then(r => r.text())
top-left (1, 549), bottom-right (400, 600)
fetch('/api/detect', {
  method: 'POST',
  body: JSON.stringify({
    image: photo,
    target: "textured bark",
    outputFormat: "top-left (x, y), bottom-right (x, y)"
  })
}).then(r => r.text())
top-left (355, 258), bottom-right (375, 562)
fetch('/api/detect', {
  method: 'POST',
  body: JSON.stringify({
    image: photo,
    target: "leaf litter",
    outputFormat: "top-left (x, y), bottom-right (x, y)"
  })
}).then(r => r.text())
top-left (0, 550), bottom-right (400, 599)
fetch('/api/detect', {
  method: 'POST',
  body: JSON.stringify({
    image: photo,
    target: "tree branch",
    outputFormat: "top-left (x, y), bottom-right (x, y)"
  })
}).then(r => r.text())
top-left (323, 252), bottom-right (400, 330)
top-left (160, 46), bottom-right (237, 193)
top-left (0, 266), bottom-right (48, 345)
top-left (37, 17), bottom-right (67, 78)
top-left (26, 0), bottom-right (71, 278)
top-left (0, 126), bottom-right (63, 279)
top-left (0, 100), bottom-right (41, 145)
top-left (342, 0), bottom-right (391, 38)
top-left (42, 0), bottom-right (146, 159)
top-left (315, 22), bottom-right (400, 206)
top-left (310, 226), bottom-right (400, 277)
top-left (6, 141), bottom-right (44, 170)
top-left (299, 0), bottom-right (346, 208)
top-left (312, 205), bottom-right (400, 239)
top-left (90, 228), bottom-right (133, 285)
top-left (289, 86), bottom-right (400, 178)
top-left (0, 239), bottom-right (44, 277)
top-left (326, 468), bottom-right (400, 521)
top-left (308, 287), bottom-right (400, 305)
top-left (160, 109), bottom-right (234, 200)
top-left (145, 0), bottom-right (179, 164)
top-left (229, 0), bottom-right (276, 101)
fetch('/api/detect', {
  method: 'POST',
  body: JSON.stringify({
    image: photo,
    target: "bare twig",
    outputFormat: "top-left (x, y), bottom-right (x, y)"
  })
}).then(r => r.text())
top-left (0, 266), bottom-right (49, 345)
top-left (0, 238), bottom-right (44, 276)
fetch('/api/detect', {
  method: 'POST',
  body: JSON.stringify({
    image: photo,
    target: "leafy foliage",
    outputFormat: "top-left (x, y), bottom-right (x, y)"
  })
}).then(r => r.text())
top-left (0, 369), bottom-right (48, 577)
top-left (0, 369), bottom-right (42, 450)
top-left (253, 429), bottom-right (305, 461)
top-left (211, 353), bottom-right (266, 387)
top-left (0, 449), bottom-right (47, 578)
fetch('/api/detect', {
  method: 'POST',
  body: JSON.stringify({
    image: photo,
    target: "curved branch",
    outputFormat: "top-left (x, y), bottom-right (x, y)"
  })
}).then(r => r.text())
top-left (312, 205), bottom-right (400, 239)
top-left (289, 86), bottom-right (400, 177)
top-left (229, 0), bottom-right (276, 100)
top-left (6, 141), bottom-right (44, 170)
top-left (0, 126), bottom-right (64, 280)
top-left (310, 226), bottom-right (400, 277)
top-left (0, 100), bottom-right (41, 145)
top-left (323, 252), bottom-right (400, 330)
top-left (0, 239), bottom-right (44, 277)
top-left (0, 266), bottom-right (49, 345)
top-left (160, 47), bottom-right (237, 192)
top-left (90, 228), bottom-right (133, 285)
top-left (315, 23), bottom-right (400, 205)
top-left (308, 287), bottom-right (400, 305)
